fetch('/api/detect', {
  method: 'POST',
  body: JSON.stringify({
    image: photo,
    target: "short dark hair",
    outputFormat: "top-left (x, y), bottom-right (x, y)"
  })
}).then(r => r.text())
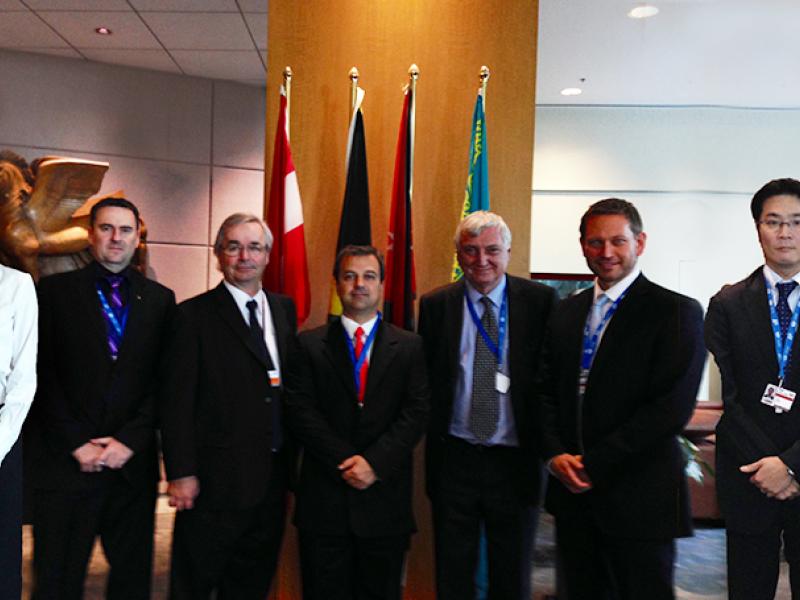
top-left (90, 196), bottom-right (140, 228)
top-left (579, 198), bottom-right (643, 238)
top-left (333, 245), bottom-right (385, 282)
top-left (750, 178), bottom-right (800, 221)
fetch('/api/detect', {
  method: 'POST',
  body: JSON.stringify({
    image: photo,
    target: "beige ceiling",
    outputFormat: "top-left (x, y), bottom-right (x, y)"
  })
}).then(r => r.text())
top-left (0, 0), bottom-right (266, 86)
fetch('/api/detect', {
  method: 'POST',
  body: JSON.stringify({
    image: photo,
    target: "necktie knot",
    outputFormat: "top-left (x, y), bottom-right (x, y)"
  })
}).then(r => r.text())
top-left (246, 299), bottom-right (259, 320)
top-left (107, 275), bottom-right (123, 289)
top-left (354, 326), bottom-right (365, 358)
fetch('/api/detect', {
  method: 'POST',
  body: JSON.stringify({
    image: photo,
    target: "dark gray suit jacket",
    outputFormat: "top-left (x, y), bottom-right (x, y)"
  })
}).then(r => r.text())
top-left (539, 274), bottom-right (705, 540)
top-left (160, 283), bottom-right (296, 511)
top-left (706, 267), bottom-right (800, 534)
top-left (418, 275), bottom-right (556, 504)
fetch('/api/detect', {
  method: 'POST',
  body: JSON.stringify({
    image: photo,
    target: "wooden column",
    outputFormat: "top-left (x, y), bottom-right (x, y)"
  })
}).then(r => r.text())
top-left (266, 1), bottom-right (539, 597)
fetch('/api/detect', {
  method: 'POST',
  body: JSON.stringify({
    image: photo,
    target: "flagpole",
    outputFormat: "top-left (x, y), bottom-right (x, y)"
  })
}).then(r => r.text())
top-left (283, 66), bottom-right (292, 141)
top-left (479, 65), bottom-right (490, 107)
top-left (349, 67), bottom-right (359, 114)
top-left (408, 64), bottom-right (418, 203)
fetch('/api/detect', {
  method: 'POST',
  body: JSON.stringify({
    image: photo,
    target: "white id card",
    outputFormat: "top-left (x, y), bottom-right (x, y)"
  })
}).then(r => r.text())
top-left (761, 383), bottom-right (796, 414)
top-left (495, 372), bottom-right (510, 394)
top-left (268, 369), bottom-right (281, 388)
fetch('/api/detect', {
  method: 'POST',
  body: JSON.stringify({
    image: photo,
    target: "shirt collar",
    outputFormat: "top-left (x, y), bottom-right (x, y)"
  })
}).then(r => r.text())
top-left (92, 260), bottom-right (130, 281)
top-left (340, 313), bottom-right (380, 340)
top-left (763, 265), bottom-right (800, 289)
top-left (593, 266), bottom-right (641, 302)
top-left (464, 275), bottom-right (507, 308)
top-left (223, 280), bottom-right (263, 310)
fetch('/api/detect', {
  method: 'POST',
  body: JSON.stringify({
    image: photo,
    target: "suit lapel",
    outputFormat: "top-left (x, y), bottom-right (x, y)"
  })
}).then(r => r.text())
top-left (363, 321), bottom-right (398, 405)
top-left (77, 265), bottom-right (114, 363)
top-left (322, 319), bottom-right (358, 399)
top-left (587, 275), bottom-right (648, 378)
top-left (266, 292), bottom-right (290, 366)
top-left (741, 269), bottom-right (780, 375)
top-left (446, 282), bottom-right (465, 380)
top-left (212, 283), bottom-right (270, 369)
top-left (114, 270), bottom-right (146, 365)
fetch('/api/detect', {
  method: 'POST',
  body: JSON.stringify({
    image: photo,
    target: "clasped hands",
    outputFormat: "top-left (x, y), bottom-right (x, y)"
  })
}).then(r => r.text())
top-left (72, 437), bottom-right (134, 473)
top-left (550, 453), bottom-right (593, 494)
top-left (741, 456), bottom-right (800, 500)
top-left (338, 455), bottom-right (377, 490)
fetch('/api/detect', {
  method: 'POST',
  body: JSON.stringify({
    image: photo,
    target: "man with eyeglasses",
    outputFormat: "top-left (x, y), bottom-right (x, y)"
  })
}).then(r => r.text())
top-left (707, 178), bottom-right (800, 600)
top-left (160, 213), bottom-right (297, 599)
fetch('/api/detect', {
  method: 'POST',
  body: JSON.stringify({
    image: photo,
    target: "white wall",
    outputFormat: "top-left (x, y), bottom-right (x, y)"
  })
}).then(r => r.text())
top-left (531, 104), bottom-right (800, 399)
top-left (0, 49), bottom-right (266, 302)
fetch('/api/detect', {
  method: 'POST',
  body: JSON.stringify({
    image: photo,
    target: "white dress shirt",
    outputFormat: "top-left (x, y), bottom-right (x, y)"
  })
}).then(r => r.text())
top-left (223, 281), bottom-right (281, 375)
top-left (340, 313), bottom-right (379, 362)
top-left (763, 265), bottom-right (800, 312)
top-left (0, 265), bottom-right (37, 467)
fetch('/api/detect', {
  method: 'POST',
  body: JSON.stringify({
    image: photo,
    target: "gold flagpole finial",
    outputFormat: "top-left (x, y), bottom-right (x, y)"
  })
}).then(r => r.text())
top-left (283, 66), bottom-right (293, 140)
top-left (479, 65), bottom-right (490, 92)
top-left (349, 67), bottom-right (360, 113)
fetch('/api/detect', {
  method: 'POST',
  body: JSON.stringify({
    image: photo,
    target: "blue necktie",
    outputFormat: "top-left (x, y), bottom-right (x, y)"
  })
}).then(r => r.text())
top-left (777, 281), bottom-right (798, 343)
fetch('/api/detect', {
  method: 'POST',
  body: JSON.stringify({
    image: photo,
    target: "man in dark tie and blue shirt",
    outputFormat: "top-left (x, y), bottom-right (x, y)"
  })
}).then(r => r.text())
top-left (31, 197), bottom-right (176, 599)
top-left (419, 211), bottom-right (556, 600)
top-left (706, 178), bottom-right (800, 600)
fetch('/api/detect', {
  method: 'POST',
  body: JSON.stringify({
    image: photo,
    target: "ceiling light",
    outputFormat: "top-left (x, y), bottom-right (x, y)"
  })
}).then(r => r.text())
top-left (561, 87), bottom-right (582, 96)
top-left (94, 27), bottom-right (112, 35)
top-left (628, 5), bottom-right (659, 19)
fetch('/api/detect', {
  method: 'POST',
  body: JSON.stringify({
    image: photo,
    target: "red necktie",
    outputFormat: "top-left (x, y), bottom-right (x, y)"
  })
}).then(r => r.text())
top-left (355, 326), bottom-right (369, 404)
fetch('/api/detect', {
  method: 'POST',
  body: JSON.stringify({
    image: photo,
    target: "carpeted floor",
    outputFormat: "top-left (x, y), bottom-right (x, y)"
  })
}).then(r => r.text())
top-left (19, 500), bottom-right (792, 599)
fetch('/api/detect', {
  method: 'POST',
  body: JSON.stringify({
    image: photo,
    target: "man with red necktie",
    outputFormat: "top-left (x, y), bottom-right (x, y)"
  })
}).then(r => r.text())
top-left (31, 197), bottom-right (176, 599)
top-left (285, 244), bottom-right (430, 600)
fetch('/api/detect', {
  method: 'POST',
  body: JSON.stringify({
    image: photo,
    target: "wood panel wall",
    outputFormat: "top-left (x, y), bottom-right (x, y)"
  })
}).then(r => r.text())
top-left (266, 1), bottom-right (538, 597)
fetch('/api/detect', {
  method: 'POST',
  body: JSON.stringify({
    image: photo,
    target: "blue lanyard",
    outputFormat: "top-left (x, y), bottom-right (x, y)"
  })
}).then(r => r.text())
top-left (465, 288), bottom-right (508, 367)
top-left (95, 285), bottom-right (129, 337)
top-left (344, 313), bottom-right (381, 395)
top-left (766, 283), bottom-right (800, 382)
top-left (581, 289), bottom-right (629, 370)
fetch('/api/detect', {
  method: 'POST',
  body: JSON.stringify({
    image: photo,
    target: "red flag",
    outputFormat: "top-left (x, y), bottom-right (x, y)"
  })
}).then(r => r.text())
top-left (383, 87), bottom-right (416, 331)
top-left (264, 86), bottom-right (310, 325)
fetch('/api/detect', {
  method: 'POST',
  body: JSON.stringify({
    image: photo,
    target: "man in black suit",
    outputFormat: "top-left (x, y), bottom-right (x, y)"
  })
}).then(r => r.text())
top-left (31, 197), bottom-right (176, 600)
top-left (538, 198), bottom-right (705, 600)
top-left (285, 244), bottom-right (429, 600)
top-left (706, 178), bottom-right (800, 600)
top-left (160, 212), bottom-right (297, 599)
top-left (418, 210), bottom-right (556, 600)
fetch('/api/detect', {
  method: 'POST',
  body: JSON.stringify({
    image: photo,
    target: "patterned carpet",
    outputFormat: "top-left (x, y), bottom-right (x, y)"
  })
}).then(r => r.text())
top-left (19, 500), bottom-right (793, 599)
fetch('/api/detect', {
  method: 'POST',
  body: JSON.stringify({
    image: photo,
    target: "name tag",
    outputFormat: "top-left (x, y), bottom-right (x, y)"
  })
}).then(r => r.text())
top-left (495, 372), bottom-right (510, 394)
top-left (761, 383), bottom-right (796, 414)
top-left (268, 369), bottom-right (281, 388)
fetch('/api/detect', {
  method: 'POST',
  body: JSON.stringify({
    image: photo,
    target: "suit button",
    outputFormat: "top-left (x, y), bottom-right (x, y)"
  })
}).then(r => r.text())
top-left (265, 397), bottom-right (272, 404)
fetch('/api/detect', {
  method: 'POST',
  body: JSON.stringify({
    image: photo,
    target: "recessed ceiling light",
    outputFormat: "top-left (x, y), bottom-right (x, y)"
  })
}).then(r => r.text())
top-left (561, 87), bottom-right (582, 96)
top-left (628, 5), bottom-right (659, 19)
top-left (94, 27), bottom-right (113, 35)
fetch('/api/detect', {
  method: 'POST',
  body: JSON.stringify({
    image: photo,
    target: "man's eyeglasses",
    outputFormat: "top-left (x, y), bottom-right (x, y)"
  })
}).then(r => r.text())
top-left (222, 243), bottom-right (268, 256)
top-left (759, 218), bottom-right (800, 232)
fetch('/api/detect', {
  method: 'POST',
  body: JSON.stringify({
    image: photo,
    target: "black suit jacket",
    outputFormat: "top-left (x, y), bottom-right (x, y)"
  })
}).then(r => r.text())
top-left (706, 268), bottom-right (800, 534)
top-left (32, 262), bottom-right (176, 491)
top-left (538, 274), bottom-right (705, 540)
top-left (418, 275), bottom-right (556, 503)
top-left (160, 283), bottom-right (296, 511)
top-left (285, 318), bottom-right (429, 538)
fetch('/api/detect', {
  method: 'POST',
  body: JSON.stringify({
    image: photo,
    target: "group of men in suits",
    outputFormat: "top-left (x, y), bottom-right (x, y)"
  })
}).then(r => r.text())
top-left (19, 175), bottom-right (800, 600)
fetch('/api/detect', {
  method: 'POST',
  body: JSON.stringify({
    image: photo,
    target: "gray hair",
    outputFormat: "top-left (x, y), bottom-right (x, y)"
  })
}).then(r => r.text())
top-left (454, 210), bottom-right (512, 249)
top-left (213, 212), bottom-right (273, 256)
